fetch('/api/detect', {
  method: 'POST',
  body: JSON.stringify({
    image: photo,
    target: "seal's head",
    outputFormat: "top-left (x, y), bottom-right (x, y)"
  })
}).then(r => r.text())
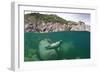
top-left (46, 40), bottom-right (62, 49)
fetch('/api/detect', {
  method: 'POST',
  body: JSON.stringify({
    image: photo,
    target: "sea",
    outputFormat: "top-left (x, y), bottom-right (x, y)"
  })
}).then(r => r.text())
top-left (24, 31), bottom-right (90, 61)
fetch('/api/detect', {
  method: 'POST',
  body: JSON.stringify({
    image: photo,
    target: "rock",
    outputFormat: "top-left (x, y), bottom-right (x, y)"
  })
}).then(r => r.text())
top-left (24, 13), bottom-right (90, 32)
top-left (71, 21), bottom-right (90, 31)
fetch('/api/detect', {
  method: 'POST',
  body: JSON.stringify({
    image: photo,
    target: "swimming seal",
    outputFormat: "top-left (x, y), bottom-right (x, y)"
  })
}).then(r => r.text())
top-left (38, 39), bottom-right (62, 60)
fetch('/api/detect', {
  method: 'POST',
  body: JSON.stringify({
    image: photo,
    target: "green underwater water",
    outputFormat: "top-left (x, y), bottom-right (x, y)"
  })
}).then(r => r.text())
top-left (24, 31), bottom-right (90, 61)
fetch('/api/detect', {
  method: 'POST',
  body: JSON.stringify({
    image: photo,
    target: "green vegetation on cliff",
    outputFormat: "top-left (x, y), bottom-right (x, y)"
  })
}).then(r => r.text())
top-left (24, 13), bottom-right (69, 24)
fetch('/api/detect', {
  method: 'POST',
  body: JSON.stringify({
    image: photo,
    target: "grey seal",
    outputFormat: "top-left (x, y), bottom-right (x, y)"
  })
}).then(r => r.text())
top-left (38, 39), bottom-right (62, 60)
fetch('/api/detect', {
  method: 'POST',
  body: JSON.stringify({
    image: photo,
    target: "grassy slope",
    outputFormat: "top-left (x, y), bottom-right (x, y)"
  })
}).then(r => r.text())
top-left (24, 13), bottom-right (77, 24)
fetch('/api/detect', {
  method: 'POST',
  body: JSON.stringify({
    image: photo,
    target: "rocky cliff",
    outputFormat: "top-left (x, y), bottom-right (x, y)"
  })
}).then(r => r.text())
top-left (24, 13), bottom-right (90, 32)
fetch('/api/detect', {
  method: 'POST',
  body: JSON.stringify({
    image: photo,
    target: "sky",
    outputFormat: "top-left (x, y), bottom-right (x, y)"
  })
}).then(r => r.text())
top-left (25, 11), bottom-right (91, 25)
top-left (56, 13), bottom-right (91, 25)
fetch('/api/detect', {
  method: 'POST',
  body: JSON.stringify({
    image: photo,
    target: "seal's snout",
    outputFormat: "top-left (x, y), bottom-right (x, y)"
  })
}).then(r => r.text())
top-left (59, 40), bottom-right (63, 44)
